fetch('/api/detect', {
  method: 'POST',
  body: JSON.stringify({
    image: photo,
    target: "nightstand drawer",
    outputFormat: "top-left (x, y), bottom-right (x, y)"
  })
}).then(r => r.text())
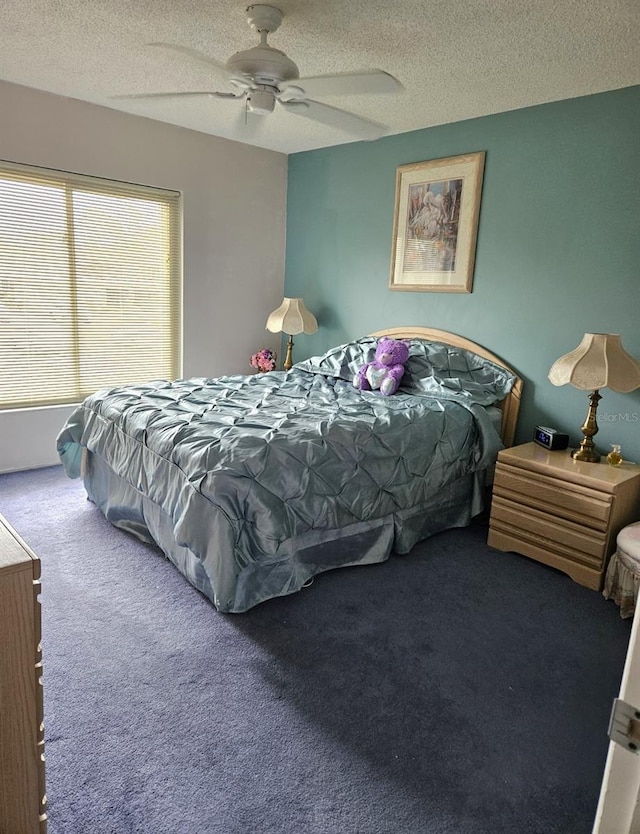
top-left (494, 463), bottom-right (612, 529)
top-left (490, 495), bottom-right (606, 566)
top-left (487, 525), bottom-right (604, 589)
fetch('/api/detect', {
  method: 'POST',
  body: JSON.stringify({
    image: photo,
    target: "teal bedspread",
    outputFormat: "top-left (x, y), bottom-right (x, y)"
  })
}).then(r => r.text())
top-left (57, 337), bottom-right (515, 612)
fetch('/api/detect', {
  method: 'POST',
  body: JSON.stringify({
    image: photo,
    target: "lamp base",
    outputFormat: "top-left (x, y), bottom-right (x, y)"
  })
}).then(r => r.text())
top-left (571, 389), bottom-right (602, 463)
top-left (572, 444), bottom-right (601, 463)
top-left (283, 335), bottom-right (294, 371)
top-left (572, 389), bottom-right (602, 463)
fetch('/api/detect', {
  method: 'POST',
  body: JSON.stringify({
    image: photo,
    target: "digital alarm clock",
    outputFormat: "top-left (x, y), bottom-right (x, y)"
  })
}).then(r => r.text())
top-left (533, 426), bottom-right (569, 451)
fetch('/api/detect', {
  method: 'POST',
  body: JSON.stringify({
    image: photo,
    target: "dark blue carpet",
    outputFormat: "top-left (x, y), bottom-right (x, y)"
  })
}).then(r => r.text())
top-left (0, 465), bottom-right (630, 834)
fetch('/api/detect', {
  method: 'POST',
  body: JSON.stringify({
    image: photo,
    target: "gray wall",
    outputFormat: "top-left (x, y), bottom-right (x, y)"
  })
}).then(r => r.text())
top-left (284, 86), bottom-right (640, 462)
top-left (0, 81), bottom-right (288, 472)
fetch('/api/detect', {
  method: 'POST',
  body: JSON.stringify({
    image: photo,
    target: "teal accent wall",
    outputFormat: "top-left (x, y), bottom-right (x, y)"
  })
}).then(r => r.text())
top-left (285, 86), bottom-right (640, 462)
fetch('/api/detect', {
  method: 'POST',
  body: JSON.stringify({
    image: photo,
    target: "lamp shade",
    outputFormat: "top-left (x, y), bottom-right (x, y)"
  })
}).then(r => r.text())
top-left (548, 333), bottom-right (640, 392)
top-left (265, 297), bottom-right (318, 336)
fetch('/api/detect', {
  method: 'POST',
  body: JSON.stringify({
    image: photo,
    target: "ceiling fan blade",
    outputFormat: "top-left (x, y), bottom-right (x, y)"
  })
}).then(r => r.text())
top-left (280, 99), bottom-right (387, 140)
top-left (281, 70), bottom-right (402, 99)
top-left (147, 42), bottom-right (247, 81)
top-left (111, 91), bottom-right (243, 101)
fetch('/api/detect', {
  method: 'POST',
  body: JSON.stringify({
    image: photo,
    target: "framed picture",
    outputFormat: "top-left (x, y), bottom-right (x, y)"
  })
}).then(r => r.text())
top-left (389, 151), bottom-right (485, 293)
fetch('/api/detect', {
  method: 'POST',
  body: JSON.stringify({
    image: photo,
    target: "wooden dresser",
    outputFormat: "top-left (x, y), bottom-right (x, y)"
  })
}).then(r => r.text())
top-left (0, 514), bottom-right (47, 833)
top-left (488, 442), bottom-right (640, 590)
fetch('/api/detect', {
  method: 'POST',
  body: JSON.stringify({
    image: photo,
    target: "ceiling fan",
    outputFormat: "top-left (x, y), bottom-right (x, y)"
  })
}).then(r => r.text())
top-left (116, 4), bottom-right (403, 140)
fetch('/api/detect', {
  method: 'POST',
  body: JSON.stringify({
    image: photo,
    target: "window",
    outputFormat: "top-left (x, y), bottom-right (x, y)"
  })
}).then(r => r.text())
top-left (0, 161), bottom-right (181, 410)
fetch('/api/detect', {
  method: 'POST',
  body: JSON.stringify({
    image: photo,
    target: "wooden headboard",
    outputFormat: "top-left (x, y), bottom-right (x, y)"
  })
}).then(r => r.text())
top-left (370, 326), bottom-right (523, 447)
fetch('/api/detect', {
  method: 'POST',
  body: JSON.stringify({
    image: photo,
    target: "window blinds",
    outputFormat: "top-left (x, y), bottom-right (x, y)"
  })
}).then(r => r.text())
top-left (0, 162), bottom-right (182, 410)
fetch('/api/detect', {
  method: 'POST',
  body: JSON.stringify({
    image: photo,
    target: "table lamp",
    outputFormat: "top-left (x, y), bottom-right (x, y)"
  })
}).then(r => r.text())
top-left (548, 333), bottom-right (640, 462)
top-left (265, 297), bottom-right (318, 371)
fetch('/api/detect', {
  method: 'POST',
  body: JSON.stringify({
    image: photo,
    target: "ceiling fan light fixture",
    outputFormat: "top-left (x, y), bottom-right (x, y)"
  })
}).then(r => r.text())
top-left (247, 88), bottom-right (276, 114)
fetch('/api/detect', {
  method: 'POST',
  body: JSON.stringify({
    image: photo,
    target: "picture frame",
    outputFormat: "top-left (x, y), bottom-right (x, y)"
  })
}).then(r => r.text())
top-left (389, 151), bottom-right (485, 293)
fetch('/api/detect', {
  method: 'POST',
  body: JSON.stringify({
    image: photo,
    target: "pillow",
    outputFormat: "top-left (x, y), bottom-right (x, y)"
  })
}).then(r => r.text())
top-left (295, 336), bottom-right (515, 406)
top-left (294, 337), bottom-right (379, 381)
top-left (400, 340), bottom-right (516, 405)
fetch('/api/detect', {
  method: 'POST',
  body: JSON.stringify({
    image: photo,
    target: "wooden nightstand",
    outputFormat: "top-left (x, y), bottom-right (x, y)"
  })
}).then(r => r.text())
top-left (488, 442), bottom-right (640, 590)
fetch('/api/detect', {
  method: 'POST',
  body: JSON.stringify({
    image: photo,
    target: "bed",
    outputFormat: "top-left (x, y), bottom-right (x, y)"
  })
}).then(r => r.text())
top-left (57, 326), bottom-right (522, 613)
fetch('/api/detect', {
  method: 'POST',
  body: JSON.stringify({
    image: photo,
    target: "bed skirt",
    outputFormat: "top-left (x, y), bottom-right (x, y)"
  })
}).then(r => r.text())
top-left (82, 451), bottom-right (489, 613)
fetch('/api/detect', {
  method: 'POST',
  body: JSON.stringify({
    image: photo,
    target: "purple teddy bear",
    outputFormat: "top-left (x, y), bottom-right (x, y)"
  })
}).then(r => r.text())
top-left (353, 338), bottom-right (410, 396)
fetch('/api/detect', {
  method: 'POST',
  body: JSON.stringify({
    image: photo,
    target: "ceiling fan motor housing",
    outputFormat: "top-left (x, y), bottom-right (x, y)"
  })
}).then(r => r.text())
top-left (226, 45), bottom-right (299, 86)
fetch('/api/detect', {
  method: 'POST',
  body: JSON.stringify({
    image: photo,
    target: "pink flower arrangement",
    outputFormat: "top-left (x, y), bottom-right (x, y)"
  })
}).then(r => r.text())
top-left (250, 348), bottom-right (277, 373)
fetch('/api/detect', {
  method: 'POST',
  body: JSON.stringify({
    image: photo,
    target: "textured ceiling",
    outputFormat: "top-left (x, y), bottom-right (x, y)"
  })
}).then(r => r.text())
top-left (1, 0), bottom-right (638, 154)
